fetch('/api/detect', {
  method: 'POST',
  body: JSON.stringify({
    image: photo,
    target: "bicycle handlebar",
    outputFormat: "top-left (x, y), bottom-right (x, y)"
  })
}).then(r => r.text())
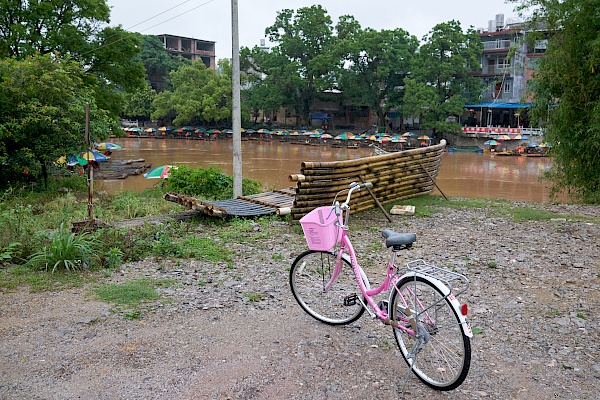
top-left (343, 182), bottom-right (372, 207)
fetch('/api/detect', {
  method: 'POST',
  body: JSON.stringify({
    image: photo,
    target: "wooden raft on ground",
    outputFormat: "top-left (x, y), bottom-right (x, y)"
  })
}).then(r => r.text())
top-left (163, 140), bottom-right (446, 220)
top-left (163, 189), bottom-right (295, 217)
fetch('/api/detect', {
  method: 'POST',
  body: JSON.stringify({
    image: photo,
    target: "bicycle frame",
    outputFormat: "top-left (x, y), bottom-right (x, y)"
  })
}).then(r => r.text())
top-left (322, 182), bottom-right (471, 338)
top-left (330, 229), bottom-right (417, 336)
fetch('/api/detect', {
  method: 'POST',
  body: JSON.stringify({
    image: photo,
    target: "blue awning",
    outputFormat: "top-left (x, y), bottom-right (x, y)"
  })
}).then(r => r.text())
top-left (466, 102), bottom-right (531, 109)
top-left (311, 113), bottom-right (331, 119)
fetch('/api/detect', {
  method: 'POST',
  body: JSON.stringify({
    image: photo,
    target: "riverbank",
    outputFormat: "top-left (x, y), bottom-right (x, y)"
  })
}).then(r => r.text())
top-left (1, 199), bottom-right (598, 399)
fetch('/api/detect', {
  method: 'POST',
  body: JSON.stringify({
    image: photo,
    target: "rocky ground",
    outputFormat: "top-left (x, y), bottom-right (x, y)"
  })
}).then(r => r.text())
top-left (1, 201), bottom-right (599, 400)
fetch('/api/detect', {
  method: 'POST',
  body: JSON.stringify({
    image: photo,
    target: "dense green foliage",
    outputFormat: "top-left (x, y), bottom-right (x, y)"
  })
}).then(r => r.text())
top-left (0, 55), bottom-right (110, 187)
top-left (338, 19), bottom-right (419, 128)
top-left (511, 0), bottom-right (600, 203)
top-left (402, 21), bottom-right (483, 137)
top-left (242, 7), bottom-right (481, 131)
top-left (152, 60), bottom-right (232, 126)
top-left (165, 165), bottom-right (263, 199)
top-left (0, 0), bottom-right (145, 187)
top-left (0, 0), bottom-right (146, 117)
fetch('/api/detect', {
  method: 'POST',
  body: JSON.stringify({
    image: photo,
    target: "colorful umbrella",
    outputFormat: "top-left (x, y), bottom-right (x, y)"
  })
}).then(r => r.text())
top-left (402, 132), bottom-right (416, 137)
top-left (81, 151), bottom-right (109, 162)
top-left (494, 134), bottom-right (511, 140)
top-left (257, 128), bottom-right (271, 134)
top-left (195, 128), bottom-right (206, 133)
top-left (484, 140), bottom-right (499, 146)
top-left (207, 129), bottom-right (221, 134)
top-left (321, 133), bottom-right (333, 139)
top-left (313, 129), bottom-right (325, 134)
top-left (144, 165), bottom-right (173, 179)
top-left (334, 133), bottom-right (348, 140)
top-left (224, 129), bottom-right (234, 134)
top-left (245, 129), bottom-right (256, 133)
top-left (418, 135), bottom-right (430, 140)
top-left (526, 141), bottom-right (539, 147)
top-left (159, 126), bottom-right (170, 132)
top-left (96, 142), bottom-right (122, 151)
top-left (66, 155), bottom-right (88, 166)
top-left (144, 128), bottom-right (156, 133)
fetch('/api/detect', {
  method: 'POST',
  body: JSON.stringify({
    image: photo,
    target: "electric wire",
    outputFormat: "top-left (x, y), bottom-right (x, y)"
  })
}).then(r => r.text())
top-left (80, 0), bottom-right (218, 57)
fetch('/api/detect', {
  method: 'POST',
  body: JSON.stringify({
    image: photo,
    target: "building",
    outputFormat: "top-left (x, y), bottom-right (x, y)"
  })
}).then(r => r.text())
top-left (464, 14), bottom-right (546, 131)
top-left (157, 34), bottom-right (216, 69)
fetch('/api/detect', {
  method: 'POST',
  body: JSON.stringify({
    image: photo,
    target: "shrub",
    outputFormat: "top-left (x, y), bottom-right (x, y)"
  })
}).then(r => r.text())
top-left (165, 165), bottom-right (262, 199)
top-left (25, 223), bottom-right (101, 273)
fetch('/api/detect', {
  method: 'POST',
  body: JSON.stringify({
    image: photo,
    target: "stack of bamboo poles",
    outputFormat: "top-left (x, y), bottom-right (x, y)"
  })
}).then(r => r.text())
top-left (289, 140), bottom-right (446, 222)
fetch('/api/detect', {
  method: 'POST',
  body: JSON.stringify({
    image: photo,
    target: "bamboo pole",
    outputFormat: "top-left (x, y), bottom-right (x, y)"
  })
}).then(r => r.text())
top-left (358, 176), bottom-right (392, 222)
top-left (300, 140), bottom-right (446, 169)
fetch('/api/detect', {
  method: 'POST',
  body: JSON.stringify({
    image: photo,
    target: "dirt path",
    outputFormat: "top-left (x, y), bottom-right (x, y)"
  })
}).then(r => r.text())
top-left (1, 203), bottom-right (599, 399)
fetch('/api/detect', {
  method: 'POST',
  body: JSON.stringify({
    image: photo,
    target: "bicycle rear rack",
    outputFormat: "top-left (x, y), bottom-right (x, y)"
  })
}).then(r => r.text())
top-left (405, 259), bottom-right (470, 297)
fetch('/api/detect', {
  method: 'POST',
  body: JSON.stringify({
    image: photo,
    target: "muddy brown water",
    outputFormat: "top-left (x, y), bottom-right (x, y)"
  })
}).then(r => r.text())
top-left (97, 137), bottom-right (559, 203)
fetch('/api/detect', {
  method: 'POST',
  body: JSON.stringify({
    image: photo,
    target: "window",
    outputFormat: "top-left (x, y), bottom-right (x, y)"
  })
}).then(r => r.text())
top-left (503, 82), bottom-right (511, 93)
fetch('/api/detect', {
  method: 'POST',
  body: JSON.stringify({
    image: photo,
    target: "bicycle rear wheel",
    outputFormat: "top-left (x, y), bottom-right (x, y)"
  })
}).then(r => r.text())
top-left (389, 276), bottom-right (471, 391)
top-left (290, 250), bottom-right (365, 325)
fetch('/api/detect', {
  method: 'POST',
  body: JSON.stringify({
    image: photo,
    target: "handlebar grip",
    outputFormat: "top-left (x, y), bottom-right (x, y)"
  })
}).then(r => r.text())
top-left (359, 182), bottom-right (373, 189)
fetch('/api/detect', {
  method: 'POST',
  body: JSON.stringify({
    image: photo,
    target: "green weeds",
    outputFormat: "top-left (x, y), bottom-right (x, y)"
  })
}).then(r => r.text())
top-left (94, 278), bottom-right (175, 318)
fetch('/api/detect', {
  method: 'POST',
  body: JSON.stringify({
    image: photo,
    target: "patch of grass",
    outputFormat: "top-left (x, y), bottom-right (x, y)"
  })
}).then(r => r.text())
top-left (94, 278), bottom-right (174, 307)
top-left (244, 292), bottom-right (266, 302)
top-left (390, 195), bottom-right (493, 217)
top-left (504, 207), bottom-right (569, 222)
top-left (471, 327), bottom-right (484, 335)
top-left (179, 236), bottom-right (232, 262)
top-left (487, 260), bottom-right (498, 268)
top-left (0, 265), bottom-right (91, 292)
top-left (272, 253), bottom-right (284, 261)
top-left (576, 312), bottom-right (586, 320)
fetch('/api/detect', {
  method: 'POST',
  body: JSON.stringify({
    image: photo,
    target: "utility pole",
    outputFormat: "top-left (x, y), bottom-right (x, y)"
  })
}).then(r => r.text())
top-left (231, 0), bottom-right (242, 197)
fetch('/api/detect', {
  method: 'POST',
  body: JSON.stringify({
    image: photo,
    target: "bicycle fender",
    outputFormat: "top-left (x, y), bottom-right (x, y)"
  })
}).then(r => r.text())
top-left (396, 272), bottom-right (473, 338)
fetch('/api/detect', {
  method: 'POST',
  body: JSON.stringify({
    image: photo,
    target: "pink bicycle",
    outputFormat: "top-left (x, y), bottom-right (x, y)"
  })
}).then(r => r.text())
top-left (291, 182), bottom-right (473, 391)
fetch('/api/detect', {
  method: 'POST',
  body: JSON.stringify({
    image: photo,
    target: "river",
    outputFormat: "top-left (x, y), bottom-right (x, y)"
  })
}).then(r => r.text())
top-left (97, 137), bottom-right (559, 203)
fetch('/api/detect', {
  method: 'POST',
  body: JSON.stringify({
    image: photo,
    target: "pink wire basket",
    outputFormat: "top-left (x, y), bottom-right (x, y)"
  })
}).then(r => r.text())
top-left (299, 206), bottom-right (342, 251)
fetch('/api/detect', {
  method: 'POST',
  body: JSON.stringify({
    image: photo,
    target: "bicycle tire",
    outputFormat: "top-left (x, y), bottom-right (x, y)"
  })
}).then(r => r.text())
top-left (389, 276), bottom-right (471, 391)
top-left (290, 250), bottom-right (365, 325)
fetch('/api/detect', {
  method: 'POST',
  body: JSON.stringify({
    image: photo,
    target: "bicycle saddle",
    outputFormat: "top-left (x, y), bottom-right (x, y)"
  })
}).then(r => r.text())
top-left (381, 229), bottom-right (416, 249)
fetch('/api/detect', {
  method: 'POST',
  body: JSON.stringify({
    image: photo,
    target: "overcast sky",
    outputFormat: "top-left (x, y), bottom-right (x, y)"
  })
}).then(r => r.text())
top-left (106, 0), bottom-right (521, 61)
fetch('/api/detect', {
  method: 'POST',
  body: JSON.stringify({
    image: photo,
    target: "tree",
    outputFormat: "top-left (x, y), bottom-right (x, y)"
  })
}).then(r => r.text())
top-left (0, 0), bottom-right (146, 118)
top-left (241, 46), bottom-right (303, 125)
top-left (510, 0), bottom-right (600, 203)
top-left (151, 60), bottom-right (232, 126)
top-left (122, 84), bottom-right (156, 121)
top-left (403, 21), bottom-right (483, 137)
top-left (0, 54), bottom-right (111, 188)
top-left (337, 18), bottom-right (418, 130)
top-left (262, 5), bottom-right (341, 124)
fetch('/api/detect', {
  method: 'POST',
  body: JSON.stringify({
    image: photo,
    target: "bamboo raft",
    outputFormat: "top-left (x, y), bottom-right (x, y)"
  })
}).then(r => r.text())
top-left (164, 140), bottom-right (446, 220)
top-left (94, 160), bottom-right (151, 180)
top-left (288, 140), bottom-right (446, 222)
top-left (163, 189), bottom-right (296, 217)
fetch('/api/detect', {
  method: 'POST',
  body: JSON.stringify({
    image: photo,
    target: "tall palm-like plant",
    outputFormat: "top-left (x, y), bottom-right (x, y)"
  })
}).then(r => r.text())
top-left (26, 223), bottom-right (100, 273)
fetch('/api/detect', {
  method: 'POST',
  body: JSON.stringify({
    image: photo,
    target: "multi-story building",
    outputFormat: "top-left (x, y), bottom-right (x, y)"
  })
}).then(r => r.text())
top-left (464, 14), bottom-right (545, 131)
top-left (157, 34), bottom-right (216, 69)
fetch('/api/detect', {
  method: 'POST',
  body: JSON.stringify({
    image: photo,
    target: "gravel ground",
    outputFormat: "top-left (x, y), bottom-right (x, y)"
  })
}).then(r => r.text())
top-left (1, 201), bottom-right (599, 399)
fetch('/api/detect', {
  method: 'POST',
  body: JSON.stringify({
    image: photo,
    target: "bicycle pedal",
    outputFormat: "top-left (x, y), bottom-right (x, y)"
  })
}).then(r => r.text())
top-left (344, 293), bottom-right (358, 306)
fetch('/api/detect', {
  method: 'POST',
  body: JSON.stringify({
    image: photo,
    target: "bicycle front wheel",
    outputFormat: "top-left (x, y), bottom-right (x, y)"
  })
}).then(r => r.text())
top-left (389, 276), bottom-right (471, 391)
top-left (290, 250), bottom-right (365, 325)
